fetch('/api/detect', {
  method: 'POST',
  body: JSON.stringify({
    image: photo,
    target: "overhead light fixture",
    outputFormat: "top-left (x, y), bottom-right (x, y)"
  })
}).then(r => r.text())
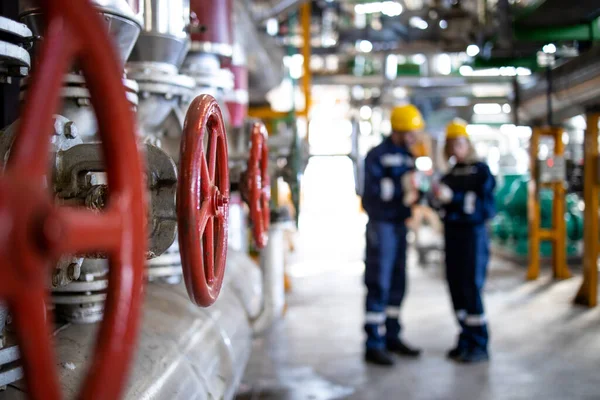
top-left (543, 43), bottom-right (557, 54)
top-left (446, 97), bottom-right (470, 107)
top-left (473, 103), bottom-right (502, 115)
top-left (439, 19), bottom-right (448, 29)
top-left (409, 16), bottom-right (428, 30)
top-left (357, 40), bottom-right (373, 53)
top-left (466, 44), bottom-right (480, 57)
top-left (355, 1), bottom-right (403, 16)
top-left (502, 103), bottom-right (512, 113)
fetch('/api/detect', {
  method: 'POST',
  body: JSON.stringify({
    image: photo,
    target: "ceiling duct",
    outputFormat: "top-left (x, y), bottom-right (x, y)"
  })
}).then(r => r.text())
top-left (235, 0), bottom-right (285, 105)
top-left (519, 46), bottom-right (600, 123)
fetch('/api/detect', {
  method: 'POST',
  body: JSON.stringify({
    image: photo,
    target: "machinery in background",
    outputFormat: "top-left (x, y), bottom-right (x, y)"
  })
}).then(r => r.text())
top-left (491, 175), bottom-right (583, 259)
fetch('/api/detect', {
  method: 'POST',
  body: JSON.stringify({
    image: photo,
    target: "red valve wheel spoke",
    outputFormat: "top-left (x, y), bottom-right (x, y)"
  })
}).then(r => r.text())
top-left (10, 288), bottom-right (58, 399)
top-left (43, 208), bottom-right (124, 256)
top-left (204, 218), bottom-right (215, 283)
top-left (247, 122), bottom-right (271, 249)
top-left (178, 95), bottom-right (230, 307)
top-left (8, 13), bottom-right (74, 179)
top-left (0, 1), bottom-right (147, 400)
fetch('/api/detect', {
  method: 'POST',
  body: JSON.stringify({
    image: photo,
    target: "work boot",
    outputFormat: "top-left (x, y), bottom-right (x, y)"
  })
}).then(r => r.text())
top-left (458, 348), bottom-right (489, 364)
top-left (446, 346), bottom-right (467, 360)
top-left (386, 340), bottom-right (422, 357)
top-left (365, 348), bottom-right (395, 366)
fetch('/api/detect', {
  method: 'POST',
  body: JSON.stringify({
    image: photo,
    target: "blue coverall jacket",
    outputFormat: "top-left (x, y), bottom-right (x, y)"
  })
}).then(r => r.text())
top-left (441, 161), bottom-right (496, 352)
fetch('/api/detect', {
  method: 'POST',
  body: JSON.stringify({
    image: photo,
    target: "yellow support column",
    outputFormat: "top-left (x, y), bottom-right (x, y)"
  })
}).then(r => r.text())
top-left (527, 126), bottom-right (572, 280)
top-left (575, 112), bottom-right (600, 307)
top-left (551, 128), bottom-right (571, 279)
top-left (527, 127), bottom-right (541, 280)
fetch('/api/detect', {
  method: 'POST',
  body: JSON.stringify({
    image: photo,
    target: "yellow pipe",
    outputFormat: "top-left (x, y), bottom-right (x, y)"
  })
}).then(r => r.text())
top-left (248, 107), bottom-right (290, 120)
top-left (300, 2), bottom-right (312, 138)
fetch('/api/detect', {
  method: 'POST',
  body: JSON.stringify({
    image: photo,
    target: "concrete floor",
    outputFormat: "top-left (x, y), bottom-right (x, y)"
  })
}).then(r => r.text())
top-left (236, 158), bottom-right (600, 400)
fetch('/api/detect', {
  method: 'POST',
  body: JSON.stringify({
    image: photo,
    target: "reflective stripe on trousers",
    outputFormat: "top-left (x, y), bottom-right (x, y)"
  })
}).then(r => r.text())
top-left (364, 221), bottom-right (408, 350)
top-left (445, 223), bottom-right (489, 351)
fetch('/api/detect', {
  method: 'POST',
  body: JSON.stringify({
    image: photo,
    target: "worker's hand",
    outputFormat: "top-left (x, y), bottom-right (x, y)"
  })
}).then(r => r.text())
top-left (402, 172), bottom-right (419, 206)
top-left (434, 183), bottom-right (454, 204)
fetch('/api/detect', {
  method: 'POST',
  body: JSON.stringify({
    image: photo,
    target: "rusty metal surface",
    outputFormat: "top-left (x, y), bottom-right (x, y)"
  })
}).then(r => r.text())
top-left (178, 95), bottom-right (230, 307)
top-left (53, 142), bottom-right (177, 258)
top-left (0, 0), bottom-right (147, 398)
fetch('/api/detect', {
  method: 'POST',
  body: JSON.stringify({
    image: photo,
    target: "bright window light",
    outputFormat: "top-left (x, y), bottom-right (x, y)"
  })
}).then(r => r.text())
top-left (411, 54), bottom-right (426, 65)
top-left (393, 87), bottom-right (408, 98)
top-left (459, 65), bottom-right (473, 76)
top-left (283, 54), bottom-right (304, 80)
top-left (409, 16), bottom-right (428, 30)
top-left (436, 53), bottom-right (452, 75)
top-left (266, 18), bottom-right (278, 36)
top-left (466, 44), bottom-right (480, 57)
top-left (415, 157), bottom-right (433, 171)
top-left (543, 43), bottom-right (557, 54)
top-left (357, 40), bottom-right (373, 53)
top-left (516, 67), bottom-right (532, 76)
top-left (502, 103), bottom-right (512, 113)
top-left (360, 105), bottom-right (373, 120)
top-left (460, 66), bottom-right (502, 77)
top-left (385, 54), bottom-right (398, 80)
top-left (474, 103), bottom-right (502, 115)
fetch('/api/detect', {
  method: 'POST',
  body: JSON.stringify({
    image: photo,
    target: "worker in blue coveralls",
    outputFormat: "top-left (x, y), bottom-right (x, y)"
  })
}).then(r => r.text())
top-left (362, 104), bottom-right (424, 366)
top-left (434, 119), bottom-right (496, 363)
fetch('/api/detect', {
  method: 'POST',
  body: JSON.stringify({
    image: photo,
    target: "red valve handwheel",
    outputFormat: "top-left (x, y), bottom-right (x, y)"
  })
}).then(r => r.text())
top-left (247, 122), bottom-right (270, 249)
top-left (178, 95), bottom-right (230, 307)
top-left (0, 2), bottom-right (147, 399)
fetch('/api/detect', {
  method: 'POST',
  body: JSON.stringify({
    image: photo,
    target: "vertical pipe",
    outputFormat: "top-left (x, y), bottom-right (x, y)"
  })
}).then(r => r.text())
top-left (575, 112), bottom-right (600, 306)
top-left (527, 128), bottom-right (541, 280)
top-left (552, 128), bottom-right (570, 279)
top-left (546, 66), bottom-right (553, 126)
top-left (300, 2), bottom-right (311, 122)
top-left (189, 0), bottom-right (234, 57)
top-left (512, 76), bottom-right (520, 126)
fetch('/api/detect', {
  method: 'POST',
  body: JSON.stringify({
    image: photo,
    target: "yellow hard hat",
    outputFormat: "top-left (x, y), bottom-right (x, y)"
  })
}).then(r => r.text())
top-left (446, 118), bottom-right (469, 140)
top-left (390, 104), bottom-right (425, 132)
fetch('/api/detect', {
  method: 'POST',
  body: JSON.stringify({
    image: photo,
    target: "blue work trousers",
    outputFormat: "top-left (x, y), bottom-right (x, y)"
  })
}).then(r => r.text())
top-left (364, 221), bottom-right (407, 350)
top-left (444, 223), bottom-right (489, 352)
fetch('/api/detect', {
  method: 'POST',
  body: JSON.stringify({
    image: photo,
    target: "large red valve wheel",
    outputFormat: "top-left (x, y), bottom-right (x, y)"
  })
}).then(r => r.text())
top-left (0, 1), bottom-right (147, 399)
top-left (247, 122), bottom-right (271, 249)
top-left (178, 95), bottom-right (230, 307)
